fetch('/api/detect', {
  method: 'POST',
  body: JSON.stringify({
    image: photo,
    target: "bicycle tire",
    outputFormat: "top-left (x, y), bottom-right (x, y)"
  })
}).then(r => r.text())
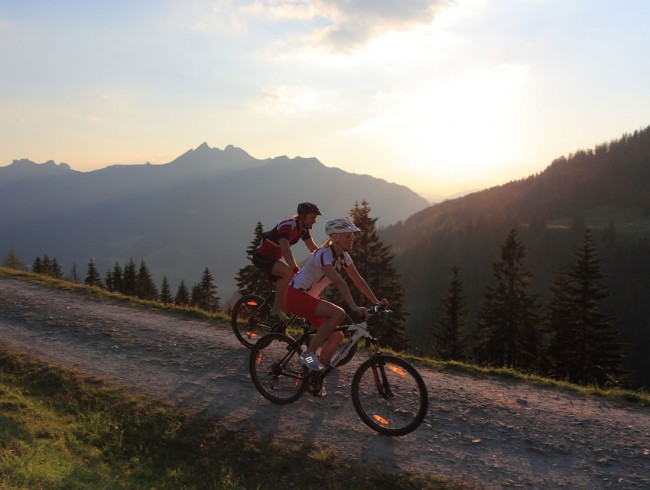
top-left (231, 294), bottom-right (272, 348)
top-left (351, 354), bottom-right (428, 436)
top-left (249, 333), bottom-right (308, 404)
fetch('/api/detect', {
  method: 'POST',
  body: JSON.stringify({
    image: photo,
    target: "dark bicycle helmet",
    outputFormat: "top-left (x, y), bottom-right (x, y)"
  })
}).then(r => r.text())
top-left (297, 202), bottom-right (321, 215)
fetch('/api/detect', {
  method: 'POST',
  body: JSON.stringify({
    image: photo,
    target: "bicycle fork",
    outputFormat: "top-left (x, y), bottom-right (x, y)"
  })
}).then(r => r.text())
top-left (370, 356), bottom-right (394, 400)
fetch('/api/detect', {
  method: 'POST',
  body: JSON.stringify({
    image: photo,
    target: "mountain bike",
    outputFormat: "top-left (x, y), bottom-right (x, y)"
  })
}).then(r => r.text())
top-left (231, 291), bottom-right (292, 348)
top-left (231, 291), bottom-right (359, 366)
top-left (249, 306), bottom-right (428, 436)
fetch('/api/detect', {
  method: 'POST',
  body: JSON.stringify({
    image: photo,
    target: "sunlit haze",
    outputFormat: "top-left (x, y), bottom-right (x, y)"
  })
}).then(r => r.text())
top-left (2, 0), bottom-right (649, 200)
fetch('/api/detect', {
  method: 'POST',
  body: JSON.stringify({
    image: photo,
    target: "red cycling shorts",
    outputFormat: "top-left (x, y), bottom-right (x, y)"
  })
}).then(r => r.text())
top-left (285, 286), bottom-right (327, 327)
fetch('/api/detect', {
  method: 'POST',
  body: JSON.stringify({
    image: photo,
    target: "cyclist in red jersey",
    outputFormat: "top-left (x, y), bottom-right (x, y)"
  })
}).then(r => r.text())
top-left (253, 202), bottom-right (321, 321)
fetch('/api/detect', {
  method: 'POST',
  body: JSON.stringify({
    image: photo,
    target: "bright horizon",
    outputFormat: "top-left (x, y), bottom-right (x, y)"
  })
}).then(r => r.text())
top-left (2, 1), bottom-right (649, 200)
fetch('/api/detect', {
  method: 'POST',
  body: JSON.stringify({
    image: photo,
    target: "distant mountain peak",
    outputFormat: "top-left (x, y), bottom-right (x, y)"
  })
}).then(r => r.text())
top-left (3, 158), bottom-right (72, 175)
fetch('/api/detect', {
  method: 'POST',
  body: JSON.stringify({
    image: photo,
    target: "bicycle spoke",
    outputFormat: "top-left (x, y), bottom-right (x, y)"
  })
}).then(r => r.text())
top-left (249, 333), bottom-right (307, 404)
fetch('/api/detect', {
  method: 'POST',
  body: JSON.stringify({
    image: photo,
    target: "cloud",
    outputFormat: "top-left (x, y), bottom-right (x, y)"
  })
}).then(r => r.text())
top-left (310, 0), bottom-right (450, 51)
top-left (235, 0), bottom-right (450, 52)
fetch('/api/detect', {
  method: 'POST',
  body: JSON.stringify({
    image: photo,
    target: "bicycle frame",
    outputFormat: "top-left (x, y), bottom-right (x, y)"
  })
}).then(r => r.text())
top-left (326, 321), bottom-right (374, 369)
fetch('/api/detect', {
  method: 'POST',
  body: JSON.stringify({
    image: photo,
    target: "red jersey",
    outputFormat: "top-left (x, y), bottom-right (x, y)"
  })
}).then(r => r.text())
top-left (256, 217), bottom-right (311, 260)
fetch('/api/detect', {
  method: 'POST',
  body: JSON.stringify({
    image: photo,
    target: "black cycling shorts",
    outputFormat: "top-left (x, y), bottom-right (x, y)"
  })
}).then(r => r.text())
top-left (252, 252), bottom-right (282, 281)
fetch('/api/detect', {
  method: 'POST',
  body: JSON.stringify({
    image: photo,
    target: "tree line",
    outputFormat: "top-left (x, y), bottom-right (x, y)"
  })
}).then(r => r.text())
top-left (1, 249), bottom-right (220, 313)
top-left (428, 228), bottom-right (625, 388)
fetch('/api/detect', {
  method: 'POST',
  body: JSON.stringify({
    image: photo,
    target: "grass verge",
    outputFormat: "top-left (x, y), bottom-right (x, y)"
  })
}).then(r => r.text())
top-left (0, 347), bottom-right (457, 490)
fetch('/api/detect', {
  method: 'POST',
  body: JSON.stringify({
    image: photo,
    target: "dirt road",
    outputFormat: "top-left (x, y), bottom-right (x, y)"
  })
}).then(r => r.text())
top-left (1, 277), bottom-right (649, 489)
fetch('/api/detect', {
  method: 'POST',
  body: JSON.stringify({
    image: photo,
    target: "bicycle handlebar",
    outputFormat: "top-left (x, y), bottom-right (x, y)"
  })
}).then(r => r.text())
top-left (368, 305), bottom-right (392, 315)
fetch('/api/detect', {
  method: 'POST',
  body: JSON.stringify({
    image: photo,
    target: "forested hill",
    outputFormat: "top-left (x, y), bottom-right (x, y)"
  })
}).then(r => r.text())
top-left (381, 126), bottom-right (650, 389)
top-left (385, 126), bottom-right (649, 242)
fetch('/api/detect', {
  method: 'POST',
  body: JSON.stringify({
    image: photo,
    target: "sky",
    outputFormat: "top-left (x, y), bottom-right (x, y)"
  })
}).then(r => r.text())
top-left (1, 0), bottom-right (649, 200)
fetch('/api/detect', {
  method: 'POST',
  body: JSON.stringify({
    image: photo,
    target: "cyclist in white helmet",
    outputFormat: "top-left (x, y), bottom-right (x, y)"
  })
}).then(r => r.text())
top-left (285, 217), bottom-right (389, 373)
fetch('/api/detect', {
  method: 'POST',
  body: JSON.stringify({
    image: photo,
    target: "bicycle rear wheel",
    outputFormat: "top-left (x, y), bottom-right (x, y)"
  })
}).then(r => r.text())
top-left (249, 333), bottom-right (307, 404)
top-left (351, 354), bottom-right (428, 436)
top-left (231, 294), bottom-right (272, 348)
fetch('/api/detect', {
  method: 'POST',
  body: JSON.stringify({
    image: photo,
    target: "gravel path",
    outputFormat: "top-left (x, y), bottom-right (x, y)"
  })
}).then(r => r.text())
top-left (1, 277), bottom-right (649, 489)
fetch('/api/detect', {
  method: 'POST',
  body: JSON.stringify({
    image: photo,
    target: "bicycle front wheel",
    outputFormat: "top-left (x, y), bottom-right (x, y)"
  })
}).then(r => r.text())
top-left (351, 354), bottom-right (428, 436)
top-left (231, 294), bottom-right (271, 348)
top-left (249, 333), bottom-right (307, 404)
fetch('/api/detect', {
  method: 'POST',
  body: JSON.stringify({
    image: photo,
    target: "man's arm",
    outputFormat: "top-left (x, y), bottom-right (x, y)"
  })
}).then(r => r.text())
top-left (279, 237), bottom-right (299, 271)
top-left (304, 236), bottom-right (319, 253)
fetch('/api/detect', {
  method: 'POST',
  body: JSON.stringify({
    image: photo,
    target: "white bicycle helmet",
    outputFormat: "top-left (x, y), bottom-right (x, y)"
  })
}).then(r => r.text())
top-left (325, 218), bottom-right (361, 236)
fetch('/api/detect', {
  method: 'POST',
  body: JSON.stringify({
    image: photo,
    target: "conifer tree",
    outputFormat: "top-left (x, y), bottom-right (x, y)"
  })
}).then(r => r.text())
top-left (135, 260), bottom-right (158, 300)
top-left (32, 256), bottom-right (44, 274)
top-left (107, 261), bottom-right (123, 293)
top-left (42, 255), bottom-right (52, 275)
top-left (2, 247), bottom-right (25, 270)
top-left (175, 280), bottom-right (190, 306)
top-left (543, 266), bottom-right (577, 379)
top-left (50, 257), bottom-right (63, 279)
top-left (160, 276), bottom-right (173, 304)
top-left (474, 229), bottom-right (541, 370)
top-left (122, 258), bottom-right (137, 296)
top-left (84, 259), bottom-right (103, 287)
top-left (430, 265), bottom-right (469, 361)
top-left (546, 229), bottom-right (625, 386)
top-left (190, 283), bottom-right (202, 309)
top-left (196, 267), bottom-right (220, 312)
top-left (234, 221), bottom-right (272, 296)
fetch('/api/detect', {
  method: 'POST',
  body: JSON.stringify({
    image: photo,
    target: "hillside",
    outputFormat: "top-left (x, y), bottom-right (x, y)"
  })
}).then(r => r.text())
top-left (1, 273), bottom-right (649, 489)
top-left (0, 144), bottom-right (428, 300)
top-left (381, 126), bottom-right (650, 389)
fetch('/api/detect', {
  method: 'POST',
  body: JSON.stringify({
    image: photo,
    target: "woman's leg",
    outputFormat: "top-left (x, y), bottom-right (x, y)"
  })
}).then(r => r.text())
top-left (308, 301), bottom-right (345, 357)
top-left (319, 330), bottom-right (344, 366)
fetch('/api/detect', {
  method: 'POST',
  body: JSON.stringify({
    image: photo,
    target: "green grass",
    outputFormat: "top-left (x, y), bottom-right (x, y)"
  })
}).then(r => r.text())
top-left (0, 348), bottom-right (455, 490)
top-left (400, 354), bottom-right (650, 407)
top-left (0, 267), bottom-right (230, 324)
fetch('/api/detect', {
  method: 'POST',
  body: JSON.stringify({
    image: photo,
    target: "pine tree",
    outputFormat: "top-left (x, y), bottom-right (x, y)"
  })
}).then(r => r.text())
top-left (474, 229), bottom-right (541, 370)
top-left (430, 266), bottom-right (469, 361)
top-left (326, 200), bottom-right (409, 351)
top-left (107, 261), bottom-right (123, 293)
top-left (2, 247), bottom-right (25, 270)
top-left (122, 258), bottom-right (137, 296)
top-left (553, 229), bottom-right (625, 386)
top-left (32, 256), bottom-right (44, 274)
top-left (544, 266), bottom-right (578, 379)
top-left (41, 255), bottom-right (52, 275)
top-left (190, 283), bottom-right (202, 308)
top-left (84, 259), bottom-right (103, 287)
top-left (196, 267), bottom-right (220, 312)
top-left (50, 257), bottom-right (63, 279)
top-left (160, 276), bottom-right (173, 304)
top-left (234, 221), bottom-right (272, 296)
top-left (175, 280), bottom-right (190, 306)
top-left (135, 259), bottom-right (158, 300)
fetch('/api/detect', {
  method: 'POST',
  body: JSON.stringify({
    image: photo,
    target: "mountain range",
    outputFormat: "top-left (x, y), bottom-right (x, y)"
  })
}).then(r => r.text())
top-left (0, 143), bottom-right (429, 300)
